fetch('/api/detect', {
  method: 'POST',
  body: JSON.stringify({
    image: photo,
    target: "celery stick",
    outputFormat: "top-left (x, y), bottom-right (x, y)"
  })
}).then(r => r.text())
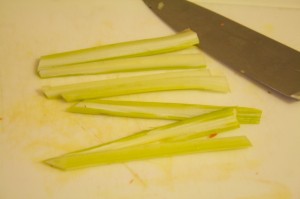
top-left (68, 99), bottom-right (262, 124)
top-left (44, 136), bottom-right (251, 170)
top-left (64, 108), bottom-right (240, 155)
top-left (68, 99), bottom-right (220, 119)
top-left (41, 69), bottom-right (229, 100)
top-left (42, 69), bottom-right (211, 98)
top-left (62, 75), bottom-right (229, 101)
top-left (38, 54), bottom-right (206, 78)
top-left (38, 29), bottom-right (199, 69)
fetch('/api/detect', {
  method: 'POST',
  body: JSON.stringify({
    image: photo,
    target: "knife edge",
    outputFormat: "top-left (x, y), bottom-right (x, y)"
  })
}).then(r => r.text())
top-left (143, 0), bottom-right (300, 100)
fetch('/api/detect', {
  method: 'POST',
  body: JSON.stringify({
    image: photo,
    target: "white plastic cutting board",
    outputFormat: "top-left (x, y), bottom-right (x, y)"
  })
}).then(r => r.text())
top-left (0, 0), bottom-right (300, 199)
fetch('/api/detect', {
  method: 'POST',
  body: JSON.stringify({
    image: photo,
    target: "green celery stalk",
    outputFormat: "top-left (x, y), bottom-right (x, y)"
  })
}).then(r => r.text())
top-left (61, 108), bottom-right (240, 155)
top-left (62, 75), bottom-right (229, 102)
top-left (41, 69), bottom-right (229, 101)
top-left (38, 29), bottom-right (199, 69)
top-left (38, 54), bottom-right (206, 78)
top-left (68, 99), bottom-right (262, 124)
top-left (44, 136), bottom-right (251, 170)
top-left (42, 69), bottom-right (211, 98)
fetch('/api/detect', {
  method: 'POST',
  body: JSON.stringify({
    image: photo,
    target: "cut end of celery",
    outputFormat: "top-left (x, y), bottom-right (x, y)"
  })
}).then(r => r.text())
top-left (43, 158), bottom-right (66, 171)
top-left (236, 107), bottom-right (262, 124)
top-left (41, 86), bottom-right (55, 98)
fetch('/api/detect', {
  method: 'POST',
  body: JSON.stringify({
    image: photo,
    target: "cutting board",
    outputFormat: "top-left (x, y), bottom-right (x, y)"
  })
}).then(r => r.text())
top-left (1, 0), bottom-right (300, 198)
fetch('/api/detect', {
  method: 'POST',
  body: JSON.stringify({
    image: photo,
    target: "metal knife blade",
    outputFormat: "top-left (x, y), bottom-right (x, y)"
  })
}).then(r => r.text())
top-left (143, 0), bottom-right (300, 100)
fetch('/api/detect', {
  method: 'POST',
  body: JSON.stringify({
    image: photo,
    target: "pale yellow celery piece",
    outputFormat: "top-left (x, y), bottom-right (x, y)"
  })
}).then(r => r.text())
top-left (68, 99), bottom-right (262, 124)
top-left (38, 29), bottom-right (199, 69)
top-left (68, 99), bottom-right (220, 120)
top-left (38, 54), bottom-right (206, 78)
top-left (61, 75), bottom-right (229, 101)
top-left (44, 136), bottom-right (251, 171)
top-left (41, 69), bottom-right (214, 98)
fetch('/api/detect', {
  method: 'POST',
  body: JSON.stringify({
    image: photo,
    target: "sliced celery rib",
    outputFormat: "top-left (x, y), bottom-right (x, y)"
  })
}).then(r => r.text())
top-left (68, 99), bottom-right (262, 124)
top-left (62, 75), bottom-right (228, 102)
top-left (38, 54), bottom-right (206, 78)
top-left (38, 29), bottom-right (199, 69)
top-left (41, 69), bottom-right (229, 101)
top-left (64, 108), bottom-right (240, 155)
top-left (44, 136), bottom-right (251, 170)
top-left (42, 69), bottom-right (211, 98)
top-left (68, 99), bottom-right (219, 120)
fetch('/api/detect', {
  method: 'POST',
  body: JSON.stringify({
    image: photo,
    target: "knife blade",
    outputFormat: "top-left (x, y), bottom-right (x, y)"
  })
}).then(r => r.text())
top-left (143, 0), bottom-right (300, 100)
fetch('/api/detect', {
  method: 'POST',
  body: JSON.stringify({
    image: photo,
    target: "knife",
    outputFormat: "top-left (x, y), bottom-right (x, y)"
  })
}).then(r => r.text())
top-left (143, 0), bottom-right (300, 100)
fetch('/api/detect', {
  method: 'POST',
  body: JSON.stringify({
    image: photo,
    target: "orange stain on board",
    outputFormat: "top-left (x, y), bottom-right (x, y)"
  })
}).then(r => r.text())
top-left (209, 133), bottom-right (218, 138)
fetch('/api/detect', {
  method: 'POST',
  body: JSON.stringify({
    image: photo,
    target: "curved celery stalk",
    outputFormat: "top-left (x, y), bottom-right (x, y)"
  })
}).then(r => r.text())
top-left (62, 75), bottom-right (229, 101)
top-left (38, 29), bottom-right (199, 69)
top-left (44, 136), bottom-right (251, 170)
top-left (38, 54), bottom-right (206, 78)
top-left (41, 69), bottom-right (229, 101)
top-left (68, 99), bottom-right (262, 124)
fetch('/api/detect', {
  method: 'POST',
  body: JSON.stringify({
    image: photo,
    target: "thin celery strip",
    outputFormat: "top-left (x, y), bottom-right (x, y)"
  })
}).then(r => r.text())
top-left (63, 108), bottom-right (240, 155)
top-left (62, 75), bottom-right (229, 102)
top-left (38, 54), bottom-right (206, 78)
top-left (44, 136), bottom-right (251, 170)
top-left (68, 99), bottom-right (262, 124)
top-left (41, 69), bottom-right (229, 101)
top-left (38, 29), bottom-right (199, 69)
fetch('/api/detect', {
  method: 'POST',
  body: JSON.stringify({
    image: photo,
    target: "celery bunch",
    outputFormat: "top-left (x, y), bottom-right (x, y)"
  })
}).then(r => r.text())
top-left (37, 30), bottom-right (262, 171)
